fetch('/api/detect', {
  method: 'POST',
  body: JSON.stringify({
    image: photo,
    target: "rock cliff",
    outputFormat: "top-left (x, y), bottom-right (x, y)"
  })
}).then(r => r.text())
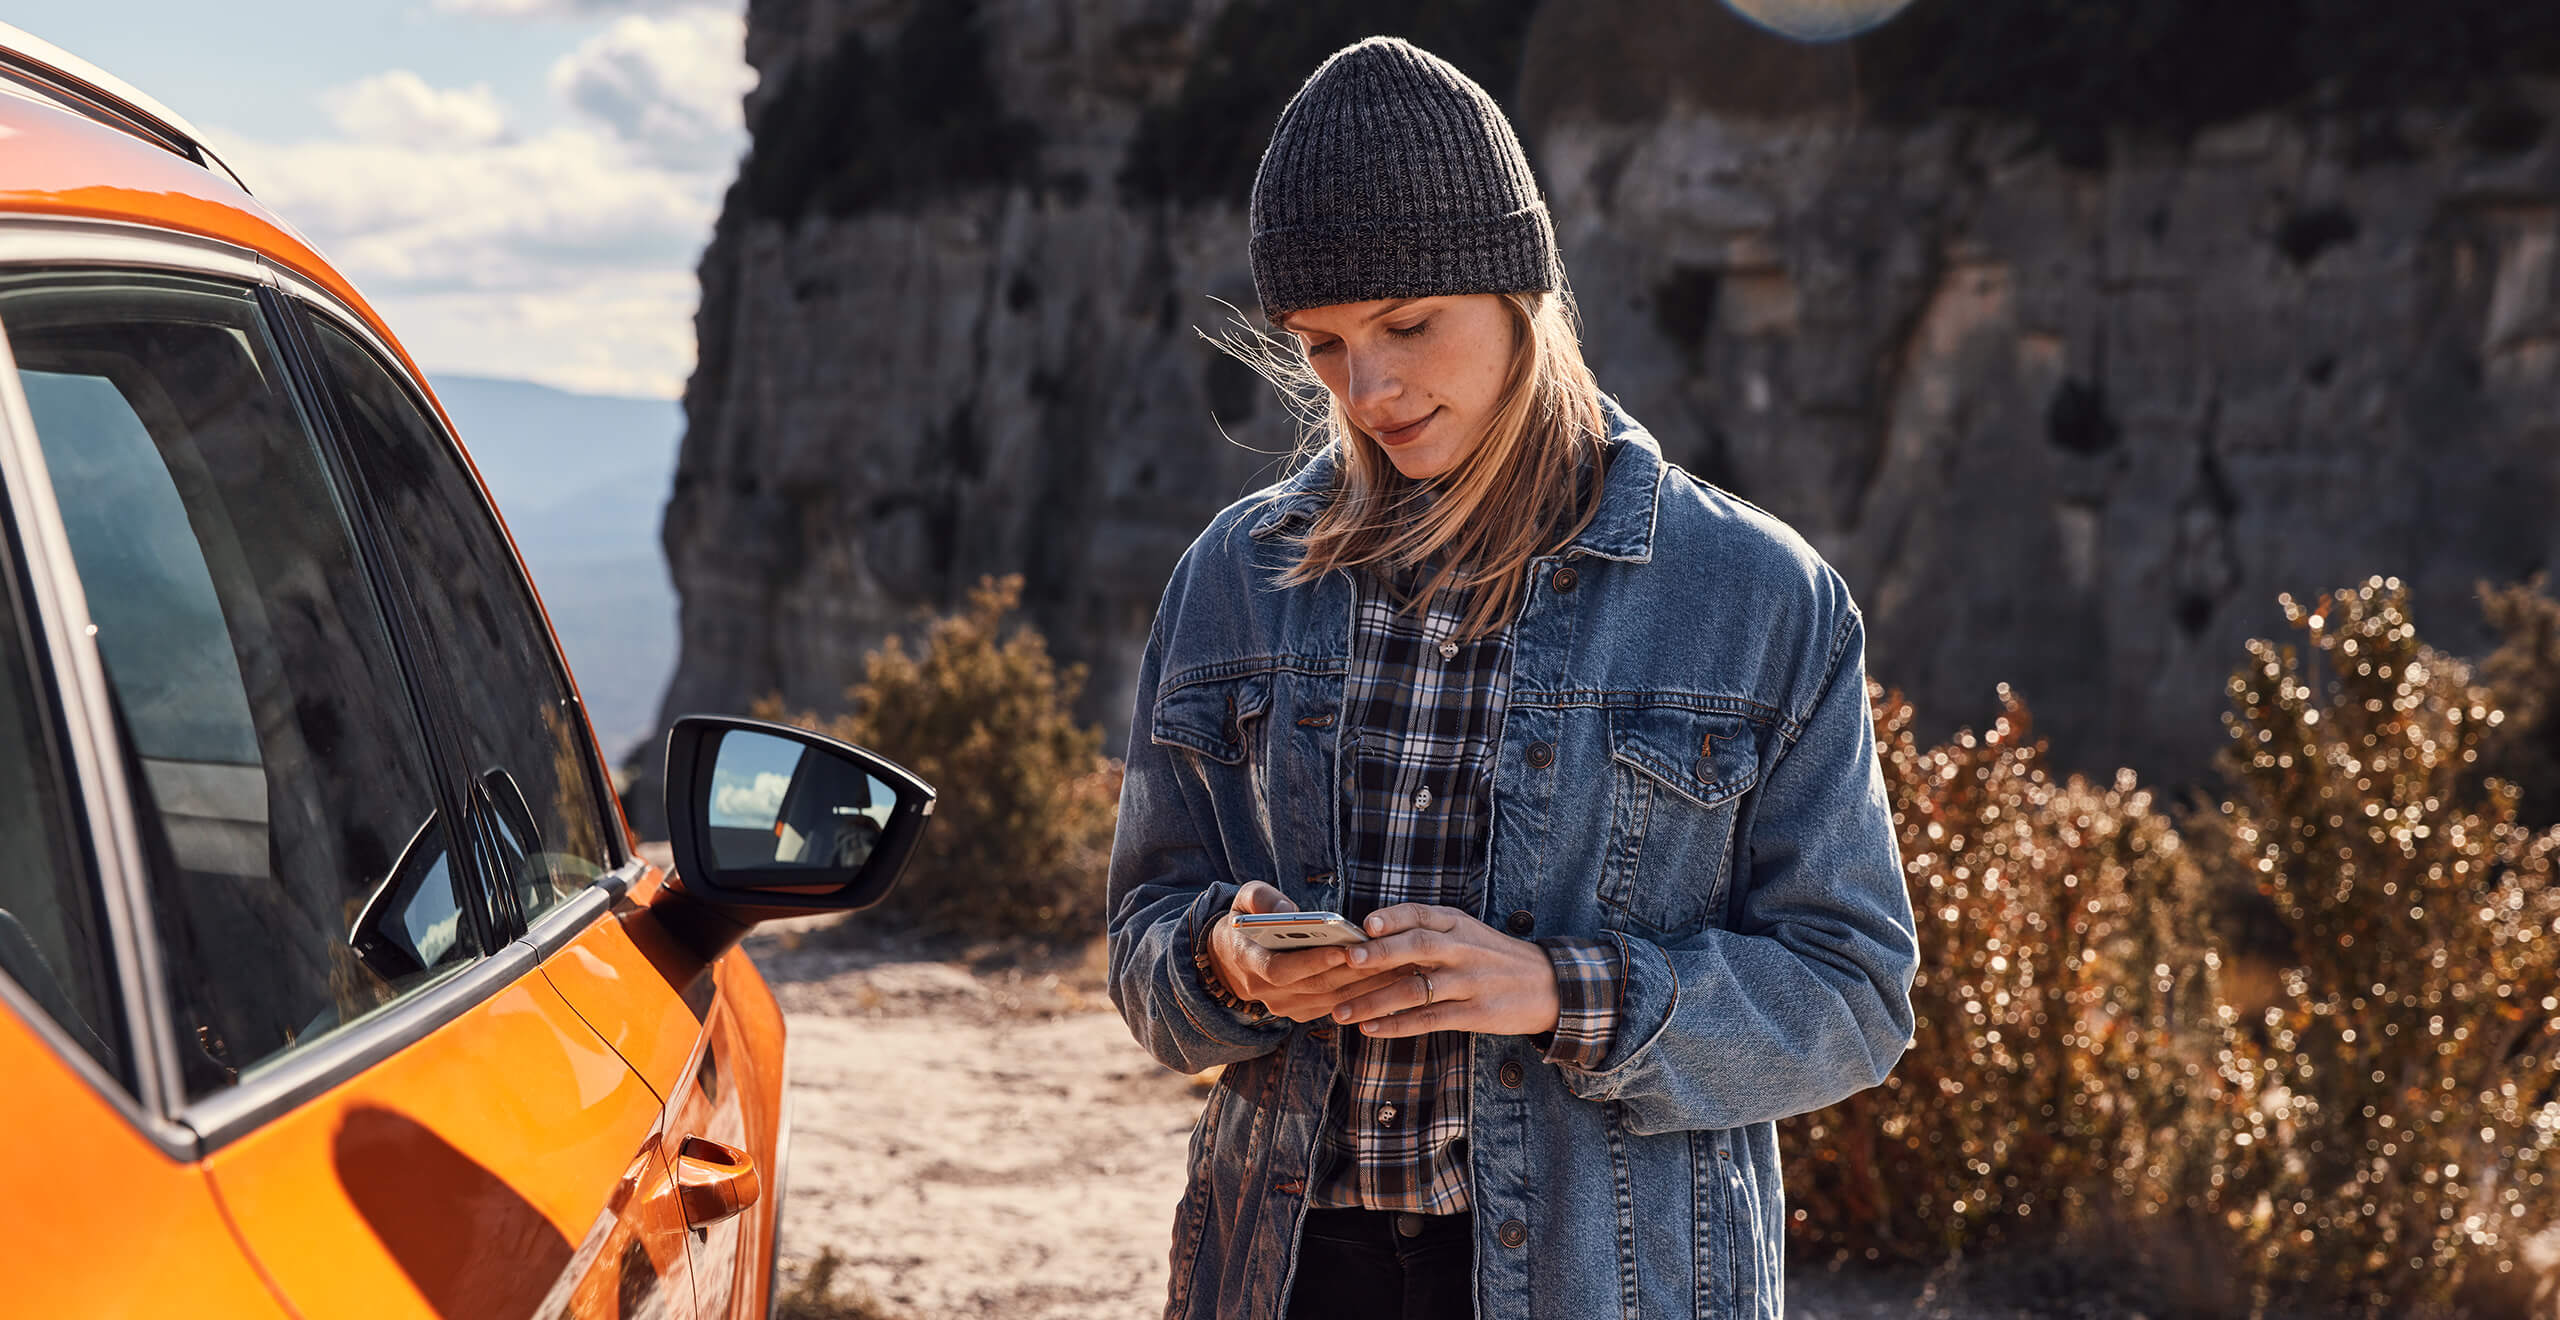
top-left (646, 0), bottom-right (2560, 824)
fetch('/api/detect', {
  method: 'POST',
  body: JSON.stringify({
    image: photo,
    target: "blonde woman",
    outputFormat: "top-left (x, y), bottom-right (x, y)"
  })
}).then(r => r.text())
top-left (1107, 36), bottom-right (1919, 1320)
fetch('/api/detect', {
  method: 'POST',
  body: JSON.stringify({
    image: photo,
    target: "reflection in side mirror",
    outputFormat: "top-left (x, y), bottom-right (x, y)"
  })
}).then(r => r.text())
top-left (705, 730), bottom-right (893, 872)
top-left (663, 716), bottom-right (935, 915)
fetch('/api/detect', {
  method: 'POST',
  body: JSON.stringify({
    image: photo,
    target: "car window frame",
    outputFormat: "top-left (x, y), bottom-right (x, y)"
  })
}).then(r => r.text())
top-left (0, 218), bottom-right (641, 1155)
top-left (0, 317), bottom-right (176, 1150)
top-left (274, 286), bottom-right (632, 949)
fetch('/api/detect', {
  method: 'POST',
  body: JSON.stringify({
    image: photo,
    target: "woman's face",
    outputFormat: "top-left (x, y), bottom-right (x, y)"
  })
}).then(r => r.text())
top-left (1281, 293), bottom-right (1515, 482)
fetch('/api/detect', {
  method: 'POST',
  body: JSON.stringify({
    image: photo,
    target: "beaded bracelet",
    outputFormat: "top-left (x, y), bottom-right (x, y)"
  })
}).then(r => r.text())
top-left (1191, 913), bottom-right (1263, 1016)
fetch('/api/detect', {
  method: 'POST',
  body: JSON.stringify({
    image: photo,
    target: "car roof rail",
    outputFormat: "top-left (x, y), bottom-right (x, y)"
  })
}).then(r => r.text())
top-left (0, 21), bottom-right (251, 194)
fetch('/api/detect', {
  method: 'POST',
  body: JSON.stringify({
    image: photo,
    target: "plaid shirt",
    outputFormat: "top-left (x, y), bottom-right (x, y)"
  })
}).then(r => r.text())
top-left (1307, 556), bottom-right (1627, 1213)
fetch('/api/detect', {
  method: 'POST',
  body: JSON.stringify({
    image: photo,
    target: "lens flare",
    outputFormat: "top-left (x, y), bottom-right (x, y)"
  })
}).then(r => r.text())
top-left (1722, 0), bottom-right (1915, 42)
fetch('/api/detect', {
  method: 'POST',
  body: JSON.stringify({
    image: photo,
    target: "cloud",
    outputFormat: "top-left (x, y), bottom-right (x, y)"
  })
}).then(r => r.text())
top-left (550, 10), bottom-right (752, 170)
top-left (204, 10), bottom-right (753, 398)
top-left (712, 770), bottom-right (791, 826)
top-left (432, 0), bottom-right (701, 16)
top-left (321, 71), bottom-right (510, 148)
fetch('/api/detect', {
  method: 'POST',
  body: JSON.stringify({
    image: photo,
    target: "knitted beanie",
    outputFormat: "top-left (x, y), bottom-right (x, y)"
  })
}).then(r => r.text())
top-left (1248, 36), bottom-right (1557, 321)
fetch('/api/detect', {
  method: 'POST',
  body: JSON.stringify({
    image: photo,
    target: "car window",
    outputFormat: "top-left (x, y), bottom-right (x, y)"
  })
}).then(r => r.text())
top-left (0, 271), bottom-right (486, 1098)
top-left (302, 312), bottom-right (612, 928)
top-left (0, 520), bottom-right (125, 1083)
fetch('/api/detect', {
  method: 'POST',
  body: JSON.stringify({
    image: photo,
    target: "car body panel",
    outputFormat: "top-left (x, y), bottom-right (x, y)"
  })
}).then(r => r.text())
top-left (200, 972), bottom-right (697, 1318)
top-left (0, 1005), bottom-right (285, 1319)
top-left (543, 875), bottom-right (720, 1103)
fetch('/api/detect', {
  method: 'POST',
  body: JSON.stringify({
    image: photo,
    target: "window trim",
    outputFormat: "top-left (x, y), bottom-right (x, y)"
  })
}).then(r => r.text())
top-left (276, 283), bottom-right (633, 882)
top-left (0, 224), bottom-right (634, 1152)
top-left (0, 264), bottom-right (194, 1158)
top-left (256, 285), bottom-right (510, 961)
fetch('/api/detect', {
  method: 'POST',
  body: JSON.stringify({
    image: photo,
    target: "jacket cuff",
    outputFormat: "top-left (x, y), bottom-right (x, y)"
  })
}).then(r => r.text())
top-left (1556, 931), bottom-right (1680, 1094)
top-left (1532, 936), bottom-right (1624, 1070)
top-left (1174, 885), bottom-right (1275, 1034)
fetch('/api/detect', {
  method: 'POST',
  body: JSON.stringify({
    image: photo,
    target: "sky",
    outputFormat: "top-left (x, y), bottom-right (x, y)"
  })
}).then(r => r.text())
top-left (11, 0), bottom-right (752, 399)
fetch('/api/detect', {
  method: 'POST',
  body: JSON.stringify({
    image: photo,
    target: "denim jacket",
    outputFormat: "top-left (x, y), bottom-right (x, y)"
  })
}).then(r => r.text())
top-left (1106, 398), bottom-right (1920, 1320)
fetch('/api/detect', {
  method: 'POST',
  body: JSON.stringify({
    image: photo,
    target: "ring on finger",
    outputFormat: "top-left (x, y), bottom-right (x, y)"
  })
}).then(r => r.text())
top-left (1414, 970), bottom-right (1434, 1007)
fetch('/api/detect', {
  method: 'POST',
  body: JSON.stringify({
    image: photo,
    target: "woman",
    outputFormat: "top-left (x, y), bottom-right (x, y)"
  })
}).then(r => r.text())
top-left (1106, 36), bottom-right (1919, 1320)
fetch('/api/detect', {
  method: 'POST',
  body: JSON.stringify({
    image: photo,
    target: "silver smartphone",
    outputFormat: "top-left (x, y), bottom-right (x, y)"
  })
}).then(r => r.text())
top-left (1234, 911), bottom-right (1370, 949)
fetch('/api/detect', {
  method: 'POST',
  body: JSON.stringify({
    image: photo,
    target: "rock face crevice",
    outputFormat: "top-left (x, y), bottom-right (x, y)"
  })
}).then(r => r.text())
top-left (647, 0), bottom-right (2560, 827)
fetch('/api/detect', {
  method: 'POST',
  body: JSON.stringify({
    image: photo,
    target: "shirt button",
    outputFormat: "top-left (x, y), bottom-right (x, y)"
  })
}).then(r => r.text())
top-left (1499, 1218), bottom-right (1528, 1248)
top-left (1377, 1103), bottom-right (1400, 1126)
top-left (1413, 785), bottom-right (1432, 811)
top-left (1552, 566), bottom-right (1578, 593)
top-left (1524, 740), bottom-right (1553, 769)
top-left (1506, 909), bottom-right (1535, 935)
top-left (1499, 1060), bottom-right (1525, 1088)
top-left (1438, 639), bottom-right (1459, 660)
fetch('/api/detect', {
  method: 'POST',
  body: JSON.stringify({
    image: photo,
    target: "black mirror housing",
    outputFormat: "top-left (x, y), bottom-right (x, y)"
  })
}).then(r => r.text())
top-left (661, 715), bottom-right (936, 916)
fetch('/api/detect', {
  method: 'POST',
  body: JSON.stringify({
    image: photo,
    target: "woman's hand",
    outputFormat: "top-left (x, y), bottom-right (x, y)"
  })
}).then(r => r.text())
top-left (1206, 882), bottom-right (1416, 1022)
top-left (1329, 903), bottom-right (1561, 1039)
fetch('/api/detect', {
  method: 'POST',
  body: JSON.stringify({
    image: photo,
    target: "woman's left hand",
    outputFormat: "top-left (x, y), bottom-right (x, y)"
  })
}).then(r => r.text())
top-left (1329, 903), bottom-right (1560, 1039)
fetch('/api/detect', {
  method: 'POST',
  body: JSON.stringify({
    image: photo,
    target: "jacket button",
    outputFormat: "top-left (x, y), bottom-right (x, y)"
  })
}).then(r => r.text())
top-left (1498, 1218), bottom-right (1528, 1248)
top-left (1524, 740), bottom-right (1553, 769)
top-left (1552, 566), bottom-right (1578, 593)
top-left (1499, 1060), bottom-right (1524, 1088)
top-left (1506, 910), bottom-right (1534, 936)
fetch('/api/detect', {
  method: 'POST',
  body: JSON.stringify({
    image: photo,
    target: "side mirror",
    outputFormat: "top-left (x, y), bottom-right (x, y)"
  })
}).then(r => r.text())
top-left (661, 715), bottom-right (936, 914)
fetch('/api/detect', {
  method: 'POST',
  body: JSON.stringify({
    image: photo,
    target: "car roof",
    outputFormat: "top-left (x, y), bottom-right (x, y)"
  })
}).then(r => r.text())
top-left (0, 23), bottom-right (433, 419)
top-left (0, 21), bottom-right (233, 181)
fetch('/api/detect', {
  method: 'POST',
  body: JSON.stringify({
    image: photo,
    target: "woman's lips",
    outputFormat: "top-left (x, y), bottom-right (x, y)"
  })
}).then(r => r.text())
top-left (1375, 409), bottom-right (1436, 446)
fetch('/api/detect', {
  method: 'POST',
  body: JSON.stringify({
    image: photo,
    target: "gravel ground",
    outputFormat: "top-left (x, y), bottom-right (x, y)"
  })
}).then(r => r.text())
top-left (744, 924), bottom-right (2065, 1320)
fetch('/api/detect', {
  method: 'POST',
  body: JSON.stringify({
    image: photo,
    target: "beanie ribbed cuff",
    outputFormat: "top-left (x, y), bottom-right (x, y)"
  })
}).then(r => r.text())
top-left (1252, 204), bottom-right (1557, 321)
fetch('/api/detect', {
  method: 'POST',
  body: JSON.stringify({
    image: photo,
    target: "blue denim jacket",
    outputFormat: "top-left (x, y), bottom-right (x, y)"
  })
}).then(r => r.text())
top-left (1107, 398), bottom-right (1920, 1320)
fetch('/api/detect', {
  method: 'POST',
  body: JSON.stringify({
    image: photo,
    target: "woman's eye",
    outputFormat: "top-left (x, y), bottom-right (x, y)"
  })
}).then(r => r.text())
top-left (1387, 320), bottom-right (1430, 338)
top-left (1303, 339), bottom-right (1341, 357)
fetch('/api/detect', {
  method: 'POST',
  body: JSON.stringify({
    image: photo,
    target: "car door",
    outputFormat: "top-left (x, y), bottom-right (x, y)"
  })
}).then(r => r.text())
top-left (0, 255), bottom-right (700, 1318)
top-left (0, 342), bottom-right (284, 1318)
top-left (281, 291), bottom-right (771, 1315)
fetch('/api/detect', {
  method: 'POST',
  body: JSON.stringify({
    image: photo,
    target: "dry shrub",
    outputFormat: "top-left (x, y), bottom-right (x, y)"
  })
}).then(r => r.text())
top-left (2476, 573), bottom-right (2560, 832)
top-left (772, 1248), bottom-right (908, 1320)
top-left (1783, 682), bottom-right (2221, 1267)
top-left (2195, 577), bottom-right (2560, 1317)
top-left (761, 574), bottom-right (1123, 942)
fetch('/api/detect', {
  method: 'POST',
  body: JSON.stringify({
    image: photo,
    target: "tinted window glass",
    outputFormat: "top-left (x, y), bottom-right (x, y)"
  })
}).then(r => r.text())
top-left (2, 272), bottom-right (483, 1097)
top-left (0, 526), bottom-right (124, 1081)
top-left (304, 314), bottom-right (612, 927)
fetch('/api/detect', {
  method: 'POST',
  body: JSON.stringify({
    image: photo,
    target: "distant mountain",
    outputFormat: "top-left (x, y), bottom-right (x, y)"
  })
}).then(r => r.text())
top-left (428, 373), bottom-right (681, 768)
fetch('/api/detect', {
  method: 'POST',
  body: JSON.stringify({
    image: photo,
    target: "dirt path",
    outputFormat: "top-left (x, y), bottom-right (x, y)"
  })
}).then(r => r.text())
top-left (747, 928), bottom-right (2011, 1320)
top-left (750, 929), bottom-right (1201, 1318)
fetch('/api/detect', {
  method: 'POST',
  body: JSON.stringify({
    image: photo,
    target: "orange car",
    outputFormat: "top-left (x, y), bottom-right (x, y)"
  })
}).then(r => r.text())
top-left (0, 25), bottom-right (933, 1319)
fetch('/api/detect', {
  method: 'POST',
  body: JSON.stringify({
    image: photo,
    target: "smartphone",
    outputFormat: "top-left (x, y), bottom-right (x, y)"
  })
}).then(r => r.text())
top-left (1233, 910), bottom-right (1370, 949)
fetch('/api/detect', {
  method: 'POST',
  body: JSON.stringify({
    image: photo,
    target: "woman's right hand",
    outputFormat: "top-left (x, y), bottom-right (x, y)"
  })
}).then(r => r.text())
top-left (1207, 881), bottom-right (1414, 1022)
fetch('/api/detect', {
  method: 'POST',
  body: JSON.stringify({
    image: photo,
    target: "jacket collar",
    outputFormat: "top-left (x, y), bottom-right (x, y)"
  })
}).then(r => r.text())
top-left (1244, 394), bottom-right (1664, 563)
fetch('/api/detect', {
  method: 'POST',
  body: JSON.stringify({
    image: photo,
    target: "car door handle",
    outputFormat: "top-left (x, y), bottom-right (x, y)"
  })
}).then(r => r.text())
top-left (672, 1135), bottom-right (761, 1230)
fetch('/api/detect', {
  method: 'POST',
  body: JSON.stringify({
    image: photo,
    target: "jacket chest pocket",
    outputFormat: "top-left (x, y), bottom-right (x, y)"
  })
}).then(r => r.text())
top-left (1149, 672), bottom-right (1280, 870)
top-left (1150, 673), bottom-right (1273, 767)
top-left (1596, 706), bottom-right (1760, 938)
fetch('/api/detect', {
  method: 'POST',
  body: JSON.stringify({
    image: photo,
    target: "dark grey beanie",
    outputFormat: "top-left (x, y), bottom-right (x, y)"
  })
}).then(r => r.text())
top-left (1249, 36), bottom-right (1558, 321)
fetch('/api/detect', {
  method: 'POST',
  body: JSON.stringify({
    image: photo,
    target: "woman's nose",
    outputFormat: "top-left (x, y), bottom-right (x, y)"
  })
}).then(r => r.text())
top-left (1345, 346), bottom-right (1400, 414)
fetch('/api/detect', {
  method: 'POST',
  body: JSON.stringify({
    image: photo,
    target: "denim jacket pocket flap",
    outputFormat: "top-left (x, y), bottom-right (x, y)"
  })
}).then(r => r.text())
top-left (1150, 673), bottom-right (1273, 766)
top-left (1607, 706), bottom-right (1760, 809)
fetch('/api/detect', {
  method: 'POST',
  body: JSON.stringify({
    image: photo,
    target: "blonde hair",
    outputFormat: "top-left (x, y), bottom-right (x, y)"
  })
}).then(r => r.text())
top-left (1216, 287), bottom-right (1611, 641)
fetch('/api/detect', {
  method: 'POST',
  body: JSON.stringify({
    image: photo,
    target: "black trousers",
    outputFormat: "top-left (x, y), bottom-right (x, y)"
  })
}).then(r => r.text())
top-left (1285, 1207), bottom-right (1474, 1320)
